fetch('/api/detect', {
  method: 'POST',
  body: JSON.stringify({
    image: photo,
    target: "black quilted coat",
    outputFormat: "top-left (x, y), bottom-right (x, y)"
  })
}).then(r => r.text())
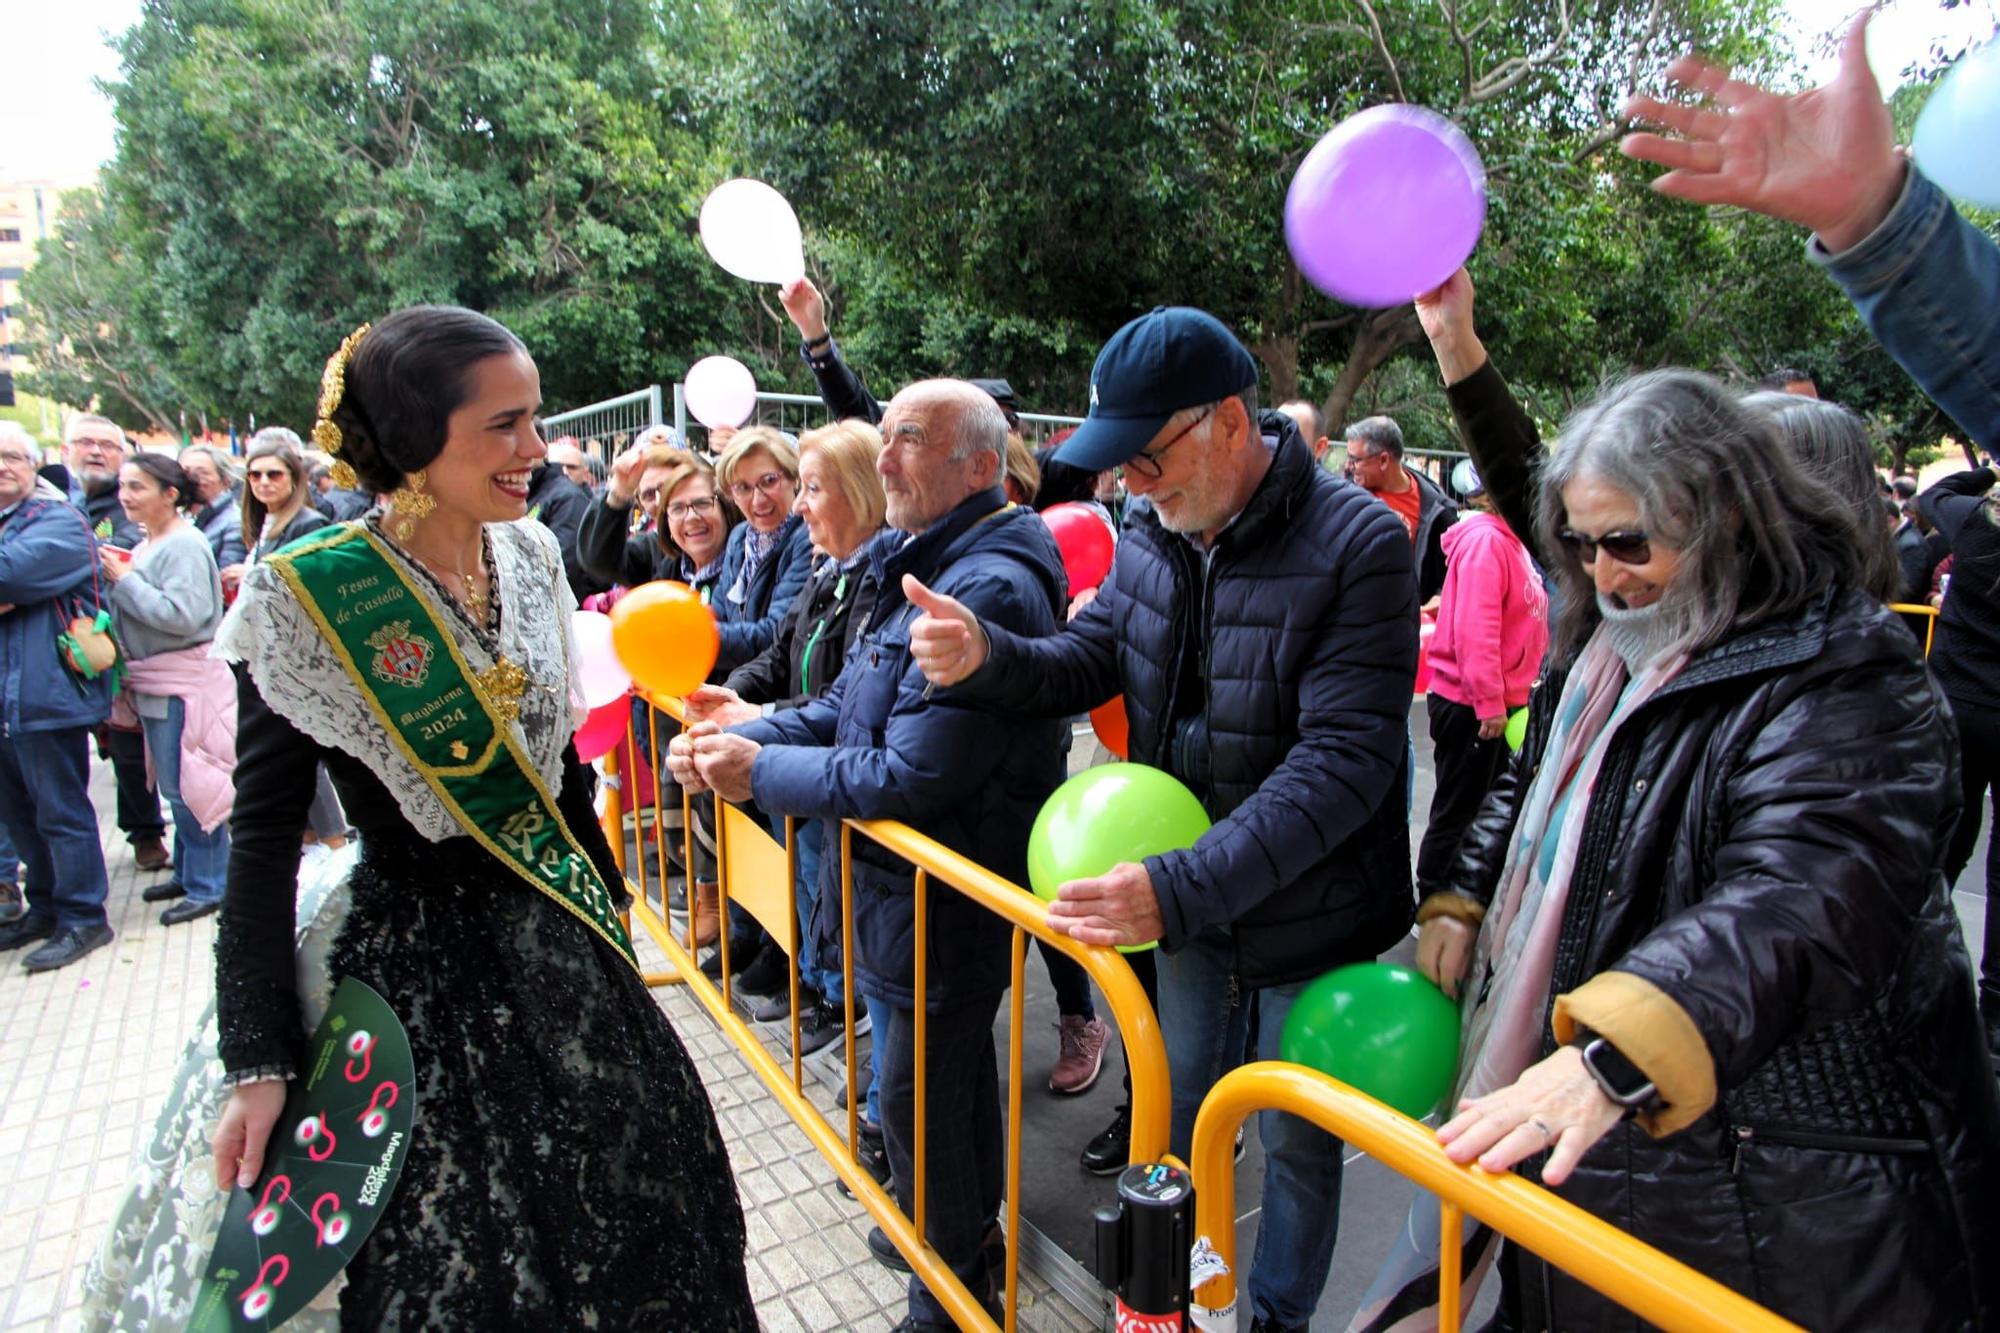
top-left (1442, 360), bottom-right (2000, 1331)
top-left (974, 415), bottom-right (1421, 985)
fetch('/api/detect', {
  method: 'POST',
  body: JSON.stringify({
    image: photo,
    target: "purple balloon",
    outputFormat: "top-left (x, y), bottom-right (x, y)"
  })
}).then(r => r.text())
top-left (1285, 105), bottom-right (1487, 309)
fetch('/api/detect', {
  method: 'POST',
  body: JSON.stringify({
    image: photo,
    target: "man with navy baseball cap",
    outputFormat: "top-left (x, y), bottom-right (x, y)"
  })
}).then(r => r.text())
top-left (905, 305), bottom-right (1420, 1331)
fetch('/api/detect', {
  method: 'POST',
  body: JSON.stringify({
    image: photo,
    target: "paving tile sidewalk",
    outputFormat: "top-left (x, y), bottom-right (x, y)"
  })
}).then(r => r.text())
top-left (0, 757), bottom-right (1095, 1332)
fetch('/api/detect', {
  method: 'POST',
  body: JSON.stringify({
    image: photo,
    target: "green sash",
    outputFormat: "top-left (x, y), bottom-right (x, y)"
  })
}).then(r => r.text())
top-left (265, 524), bottom-right (637, 969)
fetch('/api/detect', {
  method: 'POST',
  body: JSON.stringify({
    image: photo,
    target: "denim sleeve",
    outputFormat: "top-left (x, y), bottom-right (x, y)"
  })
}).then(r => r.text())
top-left (1811, 165), bottom-right (2000, 452)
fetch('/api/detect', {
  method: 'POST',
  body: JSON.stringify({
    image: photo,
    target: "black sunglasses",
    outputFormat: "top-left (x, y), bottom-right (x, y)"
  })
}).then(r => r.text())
top-left (1557, 528), bottom-right (1652, 566)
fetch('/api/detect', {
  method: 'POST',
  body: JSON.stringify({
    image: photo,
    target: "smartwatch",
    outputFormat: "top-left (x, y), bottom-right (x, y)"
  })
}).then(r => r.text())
top-left (1577, 1034), bottom-right (1659, 1111)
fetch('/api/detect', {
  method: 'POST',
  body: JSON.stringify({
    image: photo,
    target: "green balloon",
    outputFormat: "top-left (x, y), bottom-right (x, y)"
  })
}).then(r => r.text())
top-left (1027, 763), bottom-right (1211, 954)
top-left (1504, 707), bottom-right (1529, 753)
top-left (1279, 962), bottom-right (1462, 1119)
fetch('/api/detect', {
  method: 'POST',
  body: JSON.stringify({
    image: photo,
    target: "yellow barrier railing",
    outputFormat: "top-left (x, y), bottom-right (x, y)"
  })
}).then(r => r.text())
top-left (1187, 1063), bottom-right (1800, 1333)
top-left (599, 691), bottom-right (1170, 1332)
top-left (1889, 601), bottom-right (1938, 656)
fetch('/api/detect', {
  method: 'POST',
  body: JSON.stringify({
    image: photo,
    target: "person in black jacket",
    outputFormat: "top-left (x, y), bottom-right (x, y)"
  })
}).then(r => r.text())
top-left (523, 457), bottom-right (603, 600)
top-left (1411, 271), bottom-right (1998, 1331)
top-left (905, 309), bottom-right (1418, 1333)
top-left (576, 444), bottom-right (738, 595)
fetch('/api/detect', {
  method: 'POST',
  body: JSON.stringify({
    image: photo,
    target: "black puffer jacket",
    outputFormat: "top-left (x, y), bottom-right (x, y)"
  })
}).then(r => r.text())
top-left (973, 415), bottom-right (1419, 986)
top-left (1441, 359), bottom-right (2000, 1331)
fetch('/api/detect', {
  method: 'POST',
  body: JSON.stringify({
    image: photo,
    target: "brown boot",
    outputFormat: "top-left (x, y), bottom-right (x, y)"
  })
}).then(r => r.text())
top-left (691, 881), bottom-right (720, 948)
top-left (133, 834), bottom-right (171, 873)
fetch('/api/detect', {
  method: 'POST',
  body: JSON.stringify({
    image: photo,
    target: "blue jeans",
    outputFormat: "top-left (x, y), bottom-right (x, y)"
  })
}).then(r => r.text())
top-left (139, 699), bottom-right (230, 905)
top-left (0, 726), bottom-right (111, 930)
top-left (1159, 927), bottom-right (1345, 1327)
top-left (0, 815), bottom-right (17, 882)
top-left (791, 819), bottom-right (843, 1005)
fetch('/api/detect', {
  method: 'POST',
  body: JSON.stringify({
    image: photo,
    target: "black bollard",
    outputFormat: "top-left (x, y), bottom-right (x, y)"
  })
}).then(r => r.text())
top-left (1092, 1162), bottom-right (1193, 1331)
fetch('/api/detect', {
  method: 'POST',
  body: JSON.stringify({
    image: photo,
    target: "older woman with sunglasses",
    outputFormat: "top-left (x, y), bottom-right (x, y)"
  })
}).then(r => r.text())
top-left (1391, 268), bottom-right (2000, 1332)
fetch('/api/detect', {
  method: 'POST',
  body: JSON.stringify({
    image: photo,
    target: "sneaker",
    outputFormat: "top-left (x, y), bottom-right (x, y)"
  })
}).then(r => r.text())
top-left (140, 880), bottom-right (186, 904)
top-left (0, 881), bottom-right (23, 925)
top-left (23, 924), bottom-right (113, 973)
top-left (700, 936), bottom-right (760, 982)
top-left (734, 946), bottom-right (790, 998)
top-left (868, 1224), bottom-right (913, 1273)
top-left (1080, 1103), bottom-right (1131, 1176)
top-left (1048, 1015), bottom-right (1110, 1095)
top-left (793, 999), bottom-right (843, 1056)
top-left (753, 987), bottom-right (805, 1024)
top-left (132, 835), bottom-right (171, 873)
top-left (836, 1120), bottom-right (891, 1199)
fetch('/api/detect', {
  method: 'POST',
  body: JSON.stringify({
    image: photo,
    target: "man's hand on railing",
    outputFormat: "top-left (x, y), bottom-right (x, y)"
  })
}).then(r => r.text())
top-left (1045, 861), bottom-right (1165, 948)
top-left (685, 684), bottom-right (761, 728)
top-left (691, 729), bottom-right (761, 803)
top-left (666, 723), bottom-right (715, 794)
top-left (904, 574), bottom-right (990, 687)
top-left (1437, 1045), bottom-right (1625, 1187)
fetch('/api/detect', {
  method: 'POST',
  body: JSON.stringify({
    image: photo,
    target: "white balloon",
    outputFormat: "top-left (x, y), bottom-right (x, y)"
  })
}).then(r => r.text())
top-left (572, 610), bottom-right (633, 709)
top-left (699, 179), bottom-right (806, 284)
top-left (684, 355), bottom-right (758, 429)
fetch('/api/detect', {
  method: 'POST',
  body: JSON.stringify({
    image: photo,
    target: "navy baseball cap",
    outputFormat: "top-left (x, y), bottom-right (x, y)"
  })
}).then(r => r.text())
top-left (1054, 307), bottom-right (1259, 472)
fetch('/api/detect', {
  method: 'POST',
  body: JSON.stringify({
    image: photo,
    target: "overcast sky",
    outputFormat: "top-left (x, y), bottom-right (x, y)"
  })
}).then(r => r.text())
top-left (2, 0), bottom-right (1994, 182)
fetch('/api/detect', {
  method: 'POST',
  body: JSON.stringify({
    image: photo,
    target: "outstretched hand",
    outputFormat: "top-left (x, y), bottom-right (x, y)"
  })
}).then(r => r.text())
top-left (607, 441), bottom-right (651, 507)
top-left (1620, 13), bottom-right (1904, 253)
top-left (1413, 267), bottom-right (1487, 386)
top-left (780, 277), bottom-right (829, 343)
top-left (905, 574), bottom-right (989, 687)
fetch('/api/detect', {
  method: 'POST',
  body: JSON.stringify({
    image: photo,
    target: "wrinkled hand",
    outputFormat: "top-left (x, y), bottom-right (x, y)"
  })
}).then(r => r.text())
top-left (691, 731), bottom-right (760, 803)
top-left (607, 441), bottom-right (651, 507)
top-left (213, 1080), bottom-right (289, 1190)
top-left (1065, 585), bottom-right (1098, 622)
top-left (1477, 714), bottom-right (1506, 742)
top-left (1415, 914), bottom-right (1478, 1001)
top-left (780, 277), bottom-right (829, 342)
top-left (1620, 14), bottom-right (1904, 253)
top-left (1046, 861), bottom-right (1166, 948)
top-left (1438, 1045), bottom-right (1625, 1186)
top-left (97, 547), bottom-right (130, 582)
top-left (665, 722), bottom-right (718, 793)
top-left (905, 574), bottom-right (989, 687)
top-left (685, 684), bottom-right (759, 728)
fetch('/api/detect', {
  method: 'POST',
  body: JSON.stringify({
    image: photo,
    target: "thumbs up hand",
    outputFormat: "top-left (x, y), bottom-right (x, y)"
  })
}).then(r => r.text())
top-left (905, 574), bottom-right (990, 687)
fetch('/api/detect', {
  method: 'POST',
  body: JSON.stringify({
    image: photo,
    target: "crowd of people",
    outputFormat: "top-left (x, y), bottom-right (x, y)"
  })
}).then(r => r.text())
top-left (3, 13), bottom-right (1995, 1332)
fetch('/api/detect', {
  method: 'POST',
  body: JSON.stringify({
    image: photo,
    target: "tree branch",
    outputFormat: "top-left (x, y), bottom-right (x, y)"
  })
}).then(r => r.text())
top-left (1467, 0), bottom-right (1572, 104)
top-left (1347, 0), bottom-right (1408, 102)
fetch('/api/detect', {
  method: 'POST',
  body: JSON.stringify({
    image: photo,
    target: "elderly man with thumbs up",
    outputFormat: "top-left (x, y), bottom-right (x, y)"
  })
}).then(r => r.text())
top-left (906, 307), bottom-right (1419, 1333)
top-left (667, 377), bottom-right (1066, 1330)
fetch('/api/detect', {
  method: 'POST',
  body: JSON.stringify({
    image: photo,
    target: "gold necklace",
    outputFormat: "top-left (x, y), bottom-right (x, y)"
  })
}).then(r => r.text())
top-left (403, 536), bottom-right (490, 623)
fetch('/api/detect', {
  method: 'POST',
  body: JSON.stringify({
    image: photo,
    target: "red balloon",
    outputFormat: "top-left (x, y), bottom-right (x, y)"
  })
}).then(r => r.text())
top-left (574, 694), bottom-right (632, 763)
top-left (1090, 695), bottom-right (1130, 759)
top-left (1042, 503), bottom-right (1116, 599)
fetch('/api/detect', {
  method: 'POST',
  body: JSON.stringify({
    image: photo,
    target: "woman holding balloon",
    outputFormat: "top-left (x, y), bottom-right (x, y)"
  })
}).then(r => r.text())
top-left (200, 306), bottom-right (752, 1326)
top-left (1408, 347), bottom-right (1998, 1328)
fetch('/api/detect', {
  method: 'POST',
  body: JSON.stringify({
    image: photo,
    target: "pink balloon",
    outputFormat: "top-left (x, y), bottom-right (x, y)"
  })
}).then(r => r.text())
top-left (572, 610), bottom-right (632, 709)
top-left (1284, 105), bottom-right (1486, 309)
top-left (684, 355), bottom-right (757, 429)
top-left (574, 695), bottom-right (632, 763)
top-left (1042, 502), bottom-right (1116, 599)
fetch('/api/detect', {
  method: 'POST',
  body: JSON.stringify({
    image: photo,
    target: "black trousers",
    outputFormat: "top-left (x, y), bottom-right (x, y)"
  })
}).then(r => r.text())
top-left (104, 724), bottom-right (165, 844)
top-left (1942, 694), bottom-right (2000, 1041)
top-left (1417, 695), bottom-right (1512, 898)
top-left (878, 993), bottom-right (1005, 1327)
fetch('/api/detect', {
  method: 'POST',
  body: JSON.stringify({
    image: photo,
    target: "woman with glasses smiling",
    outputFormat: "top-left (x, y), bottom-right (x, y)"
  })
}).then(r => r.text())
top-left (577, 443), bottom-right (739, 596)
top-left (1385, 267), bottom-right (2000, 1332)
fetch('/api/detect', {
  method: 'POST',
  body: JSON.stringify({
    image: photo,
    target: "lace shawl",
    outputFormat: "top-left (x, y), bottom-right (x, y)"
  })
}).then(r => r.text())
top-left (213, 519), bottom-right (586, 841)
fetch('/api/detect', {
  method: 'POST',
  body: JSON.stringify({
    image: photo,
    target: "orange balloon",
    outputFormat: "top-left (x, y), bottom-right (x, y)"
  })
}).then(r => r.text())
top-left (609, 580), bottom-right (719, 698)
top-left (1090, 695), bottom-right (1130, 759)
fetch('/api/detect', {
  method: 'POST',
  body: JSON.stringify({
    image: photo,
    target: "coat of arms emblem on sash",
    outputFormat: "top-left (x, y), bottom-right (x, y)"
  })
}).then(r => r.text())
top-left (366, 620), bottom-right (435, 688)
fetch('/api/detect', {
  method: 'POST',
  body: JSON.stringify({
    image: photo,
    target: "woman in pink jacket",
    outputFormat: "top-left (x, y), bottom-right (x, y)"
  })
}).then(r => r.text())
top-left (1417, 460), bottom-right (1548, 899)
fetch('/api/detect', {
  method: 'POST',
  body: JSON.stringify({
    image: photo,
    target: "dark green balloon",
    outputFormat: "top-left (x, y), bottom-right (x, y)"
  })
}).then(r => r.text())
top-left (1279, 962), bottom-right (1462, 1118)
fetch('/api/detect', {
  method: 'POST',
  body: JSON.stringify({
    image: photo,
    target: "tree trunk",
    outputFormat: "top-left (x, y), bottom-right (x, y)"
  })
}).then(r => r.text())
top-left (1251, 332), bottom-right (1301, 405)
top-left (1320, 306), bottom-right (1422, 433)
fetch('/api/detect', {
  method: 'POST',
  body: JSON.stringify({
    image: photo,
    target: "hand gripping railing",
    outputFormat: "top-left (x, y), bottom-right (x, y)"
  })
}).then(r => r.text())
top-left (598, 690), bottom-right (1170, 1331)
top-left (1186, 1063), bottom-right (1801, 1333)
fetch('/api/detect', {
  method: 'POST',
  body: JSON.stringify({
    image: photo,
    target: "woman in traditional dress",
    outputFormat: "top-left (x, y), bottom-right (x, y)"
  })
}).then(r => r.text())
top-left (204, 306), bottom-right (753, 1327)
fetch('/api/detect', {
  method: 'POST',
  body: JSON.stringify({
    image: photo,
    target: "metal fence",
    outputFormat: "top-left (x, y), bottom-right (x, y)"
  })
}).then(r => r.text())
top-left (538, 387), bottom-right (665, 464)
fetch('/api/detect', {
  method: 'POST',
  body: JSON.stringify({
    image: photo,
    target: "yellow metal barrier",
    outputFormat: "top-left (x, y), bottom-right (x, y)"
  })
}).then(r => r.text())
top-left (1889, 601), bottom-right (1939, 656)
top-left (599, 691), bottom-right (1170, 1332)
top-left (1187, 1063), bottom-right (1800, 1333)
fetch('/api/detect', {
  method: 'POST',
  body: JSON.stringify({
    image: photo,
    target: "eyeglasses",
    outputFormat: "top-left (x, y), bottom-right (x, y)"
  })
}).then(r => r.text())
top-left (1123, 405), bottom-right (1213, 481)
top-left (247, 468), bottom-right (290, 481)
top-left (1557, 528), bottom-right (1653, 566)
top-left (69, 437), bottom-right (121, 453)
top-left (666, 495), bottom-right (719, 522)
top-left (727, 471), bottom-right (791, 502)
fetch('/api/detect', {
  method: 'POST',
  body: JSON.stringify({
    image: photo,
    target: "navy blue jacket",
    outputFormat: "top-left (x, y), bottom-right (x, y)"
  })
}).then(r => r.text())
top-left (971, 420), bottom-right (1419, 987)
top-left (70, 480), bottom-right (145, 549)
top-left (740, 489), bottom-right (1067, 1009)
top-left (712, 513), bottom-right (813, 677)
top-left (0, 492), bottom-right (114, 735)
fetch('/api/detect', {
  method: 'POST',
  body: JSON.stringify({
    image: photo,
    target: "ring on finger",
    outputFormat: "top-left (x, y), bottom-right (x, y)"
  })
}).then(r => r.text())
top-left (1528, 1117), bottom-right (1554, 1139)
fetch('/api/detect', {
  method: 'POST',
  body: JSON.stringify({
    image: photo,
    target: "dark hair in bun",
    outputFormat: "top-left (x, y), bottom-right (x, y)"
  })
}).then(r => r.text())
top-left (123, 452), bottom-right (196, 510)
top-left (328, 306), bottom-right (527, 495)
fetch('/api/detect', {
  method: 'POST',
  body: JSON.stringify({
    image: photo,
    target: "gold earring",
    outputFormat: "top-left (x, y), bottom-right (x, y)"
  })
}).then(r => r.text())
top-left (390, 469), bottom-right (436, 541)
